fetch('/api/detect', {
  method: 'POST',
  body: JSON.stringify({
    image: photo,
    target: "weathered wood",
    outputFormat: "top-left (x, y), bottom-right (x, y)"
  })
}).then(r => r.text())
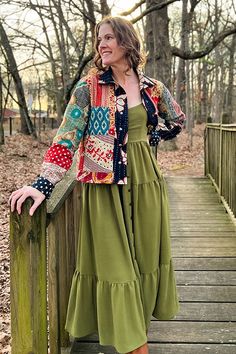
top-left (173, 257), bottom-right (236, 270)
top-left (47, 163), bottom-right (77, 215)
top-left (172, 237), bottom-right (236, 248)
top-left (170, 215), bottom-right (232, 221)
top-left (170, 211), bottom-right (229, 216)
top-left (74, 321), bottom-right (236, 343)
top-left (170, 225), bottom-right (235, 231)
top-left (59, 191), bottom-right (77, 346)
top-left (169, 205), bottom-right (225, 210)
top-left (71, 342), bottom-right (236, 354)
top-left (178, 285), bottom-right (236, 302)
top-left (48, 219), bottom-right (60, 354)
top-left (175, 270), bottom-right (236, 285)
top-left (48, 183), bottom-right (81, 353)
top-left (171, 302), bottom-right (236, 321)
top-left (148, 321), bottom-right (236, 343)
top-left (10, 199), bottom-right (47, 354)
top-left (172, 247), bottom-right (236, 257)
top-left (171, 232), bottom-right (236, 237)
top-left (205, 124), bottom-right (236, 218)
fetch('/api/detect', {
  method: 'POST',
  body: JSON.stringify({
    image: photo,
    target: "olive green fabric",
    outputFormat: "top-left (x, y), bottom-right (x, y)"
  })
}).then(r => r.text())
top-left (65, 104), bottom-right (179, 353)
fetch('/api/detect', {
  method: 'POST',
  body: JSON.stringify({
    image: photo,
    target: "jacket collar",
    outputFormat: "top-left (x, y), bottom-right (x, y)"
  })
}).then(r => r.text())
top-left (98, 66), bottom-right (156, 90)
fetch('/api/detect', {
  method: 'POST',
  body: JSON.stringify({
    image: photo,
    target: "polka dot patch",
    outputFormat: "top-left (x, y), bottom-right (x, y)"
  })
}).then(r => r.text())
top-left (149, 129), bottom-right (161, 146)
top-left (32, 177), bottom-right (54, 199)
top-left (44, 143), bottom-right (73, 170)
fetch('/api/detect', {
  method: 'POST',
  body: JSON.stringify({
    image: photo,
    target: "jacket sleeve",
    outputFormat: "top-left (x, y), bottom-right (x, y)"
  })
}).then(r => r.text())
top-left (31, 78), bottom-right (90, 199)
top-left (149, 83), bottom-right (186, 146)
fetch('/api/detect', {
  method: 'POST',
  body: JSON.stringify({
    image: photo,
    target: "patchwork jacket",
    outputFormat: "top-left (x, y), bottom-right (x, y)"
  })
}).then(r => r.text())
top-left (32, 67), bottom-right (186, 198)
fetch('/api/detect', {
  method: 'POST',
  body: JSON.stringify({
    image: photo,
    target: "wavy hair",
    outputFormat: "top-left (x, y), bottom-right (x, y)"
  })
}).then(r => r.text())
top-left (93, 16), bottom-right (146, 73)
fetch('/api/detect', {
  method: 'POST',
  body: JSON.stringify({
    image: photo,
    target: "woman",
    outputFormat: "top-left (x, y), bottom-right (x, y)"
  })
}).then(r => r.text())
top-left (9, 16), bottom-right (185, 354)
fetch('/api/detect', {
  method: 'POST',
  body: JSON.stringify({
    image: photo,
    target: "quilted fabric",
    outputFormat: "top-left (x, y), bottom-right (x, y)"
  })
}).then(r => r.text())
top-left (32, 67), bottom-right (186, 198)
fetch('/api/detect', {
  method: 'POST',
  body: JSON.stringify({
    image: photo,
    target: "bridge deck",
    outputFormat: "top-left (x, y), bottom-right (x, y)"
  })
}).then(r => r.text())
top-left (70, 177), bottom-right (236, 354)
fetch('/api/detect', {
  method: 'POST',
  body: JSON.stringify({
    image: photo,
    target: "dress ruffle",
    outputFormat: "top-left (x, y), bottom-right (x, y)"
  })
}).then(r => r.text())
top-left (65, 259), bottom-right (178, 353)
top-left (65, 271), bottom-right (147, 353)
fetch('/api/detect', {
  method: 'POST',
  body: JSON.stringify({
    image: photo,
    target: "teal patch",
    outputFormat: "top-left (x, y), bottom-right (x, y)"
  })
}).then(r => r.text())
top-left (71, 108), bottom-right (82, 119)
top-left (88, 107), bottom-right (109, 135)
top-left (76, 130), bottom-right (83, 140)
top-left (57, 139), bottom-right (73, 149)
top-left (66, 104), bottom-right (83, 121)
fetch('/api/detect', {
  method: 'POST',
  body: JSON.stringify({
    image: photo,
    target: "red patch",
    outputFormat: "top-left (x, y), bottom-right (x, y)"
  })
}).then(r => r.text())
top-left (44, 143), bottom-right (72, 170)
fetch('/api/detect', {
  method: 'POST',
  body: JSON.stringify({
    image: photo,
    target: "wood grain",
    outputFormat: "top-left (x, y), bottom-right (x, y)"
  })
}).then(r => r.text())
top-left (10, 199), bottom-right (48, 354)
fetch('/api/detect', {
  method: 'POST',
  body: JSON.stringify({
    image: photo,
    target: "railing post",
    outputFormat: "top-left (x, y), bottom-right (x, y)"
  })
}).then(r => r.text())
top-left (204, 125), bottom-right (208, 176)
top-left (10, 199), bottom-right (48, 354)
top-left (47, 180), bottom-right (82, 354)
top-left (218, 116), bottom-right (223, 196)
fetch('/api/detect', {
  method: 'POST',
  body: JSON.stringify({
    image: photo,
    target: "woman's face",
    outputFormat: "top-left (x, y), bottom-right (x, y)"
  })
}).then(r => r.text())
top-left (97, 23), bottom-right (126, 67)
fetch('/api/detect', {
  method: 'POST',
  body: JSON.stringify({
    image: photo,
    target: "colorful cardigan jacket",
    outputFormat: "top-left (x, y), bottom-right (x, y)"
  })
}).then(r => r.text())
top-left (32, 67), bottom-right (186, 198)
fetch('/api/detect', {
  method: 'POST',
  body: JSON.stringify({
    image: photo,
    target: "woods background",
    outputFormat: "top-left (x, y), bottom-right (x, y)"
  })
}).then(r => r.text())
top-left (0, 1), bottom-right (236, 353)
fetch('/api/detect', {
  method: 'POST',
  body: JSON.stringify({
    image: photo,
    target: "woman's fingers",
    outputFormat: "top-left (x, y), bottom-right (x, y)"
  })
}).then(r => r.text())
top-left (9, 186), bottom-right (46, 215)
top-left (10, 189), bottom-right (24, 212)
top-left (29, 196), bottom-right (45, 216)
top-left (16, 193), bottom-right (29, 215)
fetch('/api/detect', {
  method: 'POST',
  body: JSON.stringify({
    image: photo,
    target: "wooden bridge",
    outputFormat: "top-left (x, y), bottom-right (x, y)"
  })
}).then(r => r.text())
top-left (9, 123), bottom-right (236, 354)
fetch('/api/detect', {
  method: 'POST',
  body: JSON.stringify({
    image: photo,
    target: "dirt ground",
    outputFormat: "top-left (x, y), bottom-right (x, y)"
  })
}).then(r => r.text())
top-left (0, 123), bottom-right (205, 354)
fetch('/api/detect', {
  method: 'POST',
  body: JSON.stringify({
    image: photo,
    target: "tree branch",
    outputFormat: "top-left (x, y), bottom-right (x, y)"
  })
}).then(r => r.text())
top-left (119, 0), bottom-right (145, 16)
top-left (131, 0), bottom-right (180, 24)
top-left (172, 26), bottom-right (236, 59)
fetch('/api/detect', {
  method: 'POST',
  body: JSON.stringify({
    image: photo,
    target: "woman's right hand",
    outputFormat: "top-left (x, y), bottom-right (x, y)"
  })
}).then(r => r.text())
top-left (8, 186), bottom-right (46, 216)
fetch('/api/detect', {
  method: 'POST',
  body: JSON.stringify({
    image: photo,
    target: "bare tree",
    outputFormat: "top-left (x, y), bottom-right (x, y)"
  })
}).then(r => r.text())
top-left (0, 65), bottom-right (4, 145)
top-left (0, 20), bottom-right (36, 136)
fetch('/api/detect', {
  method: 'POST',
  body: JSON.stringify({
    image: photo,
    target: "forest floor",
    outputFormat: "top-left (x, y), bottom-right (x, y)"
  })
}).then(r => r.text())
top-left (0, 123), bottom-right (205, 354)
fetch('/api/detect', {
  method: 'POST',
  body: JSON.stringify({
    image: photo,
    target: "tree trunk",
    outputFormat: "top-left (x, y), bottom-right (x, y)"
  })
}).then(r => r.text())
top-left (0, 66), bottom-right (4, 145)
top-left (100, 0), bottom-right (110, 16)
top-left (175, 0), bottom-right (190, 115)
top-left (36, 5), bottom-right (63, 122)
top-left (227, 34), bottom-right (236, 123)
top-left (145, 0), bottom-right (172, 88)
top-left (0, 21), bottom-right (36, 136)
top-left (211, 0), bottom-right (221, 123)
top-left (201, 58), bottom-right (208, 123)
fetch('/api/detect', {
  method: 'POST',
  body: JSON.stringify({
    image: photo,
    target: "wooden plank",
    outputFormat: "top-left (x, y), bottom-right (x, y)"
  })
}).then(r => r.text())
top-left (10, 199), bottom-right (48, 354)
top-left (172, 302), bottom-right (236, 321)
top-left (170, 214), bottom-right (229, 219)
top-left (178, 285), bottom-right (236, 302)
top-left (175, 271), bottom-right (236, 285)
top-left (172, 248), bottom-right (236, 257)
top-left (148, 321), bottom-right (236, 343)
top-left (71, 342), bottom-right (236, 354)
top-left (170, 211), bottom-right (229, 217)
top-left (172, 238), bottom-right (236, 248)
top-left (170, 226), bottom-right (236, 231)
top-left (48, 216), bottom-right (61, 354)
top-left (73, 321), bottom-right (236, 344)
top-left (169, 205), bottom-right (225, 210)
top-left (169, 199), bottom-right (221, 204)
top-left (173, 257), bottom-right (236, 271)
top-left (171, 232), bottom-right (236, 238)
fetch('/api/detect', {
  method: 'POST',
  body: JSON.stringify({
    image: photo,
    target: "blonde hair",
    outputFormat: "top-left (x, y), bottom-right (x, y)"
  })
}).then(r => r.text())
top-left (94, 16), bottom-right (146, 72)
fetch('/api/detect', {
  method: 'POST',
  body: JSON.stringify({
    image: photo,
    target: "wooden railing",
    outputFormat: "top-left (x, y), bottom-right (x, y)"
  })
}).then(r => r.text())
top-left (10, 171), bottom-right (82, 354)
top-left (205, 123), bottom-right (236, 220)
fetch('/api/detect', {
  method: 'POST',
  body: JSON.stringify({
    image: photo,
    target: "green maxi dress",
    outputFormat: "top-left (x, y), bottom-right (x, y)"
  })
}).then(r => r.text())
top-left (65, 104), bottom-right (179, 353)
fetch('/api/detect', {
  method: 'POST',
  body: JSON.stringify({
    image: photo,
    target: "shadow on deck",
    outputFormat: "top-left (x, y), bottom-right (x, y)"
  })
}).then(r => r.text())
top-left (70, 176), bottom-right (236, 354)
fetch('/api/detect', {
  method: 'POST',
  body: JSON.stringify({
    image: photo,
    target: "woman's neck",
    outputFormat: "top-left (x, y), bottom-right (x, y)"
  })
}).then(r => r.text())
top-left (111, 64), bottom-right (136, 86)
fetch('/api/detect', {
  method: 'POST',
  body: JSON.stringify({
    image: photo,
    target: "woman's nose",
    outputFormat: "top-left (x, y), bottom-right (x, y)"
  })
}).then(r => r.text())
top-left (99, 41), bottom-right (105, 49)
